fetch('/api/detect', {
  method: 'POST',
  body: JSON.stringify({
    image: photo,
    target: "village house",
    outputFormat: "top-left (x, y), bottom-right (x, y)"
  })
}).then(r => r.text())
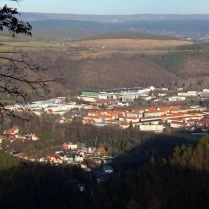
top-left (170, 121), bottom-right (187, 129)
top-left (4, 126), bottom-right (19, 135)
top-left (105, 119), bottom-right (119, 125)
top-left (56, 115), bottom-right (74, 123)
top-left (143, 107), bottom-right (166, 117)
top-left (126, 111), bottom-right (143, 118)
top-left (3, 126), bottom-right (20, 142)
top-left (47, 154), bottom-right (63, 164)
top-left (95, 147), bottom-right (108, 157)
top-left (31, 133), bottom-right (39, 141)
top-left (74, 154), bottom-right (84, 162)
top-left (63, 142), bottom-right (78, 150)
top-left (37, 155), bottom-right (46, 163)
top-left (95, 99), bottom-right (117, 106)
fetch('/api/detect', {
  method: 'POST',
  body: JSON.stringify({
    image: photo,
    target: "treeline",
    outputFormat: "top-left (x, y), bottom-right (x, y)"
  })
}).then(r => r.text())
top-left (87, 136), bottom-right (209, 209)
top-left (82, 31), bottom-right (178, 41)
top-left (147, 51), bottom-right (189, 73)
top-left (176, 43), bottom-right (209, 50)
top-left (0, 126), bottom-right (208, 208)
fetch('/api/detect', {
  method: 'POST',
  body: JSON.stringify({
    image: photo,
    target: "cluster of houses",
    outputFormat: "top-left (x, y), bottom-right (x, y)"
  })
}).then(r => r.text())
top-left (0, 126), bottom-right (39, 144)
top-left (82, 105), bottom-right (209, 133)
top-left (8, 141), bottom-right (114, 188)
top-left (4, 86), bottom-right (209, 118)
top-left (2, 86), bottom-right (209, 135)
top-left (9, 140), bottom-right (113, 167)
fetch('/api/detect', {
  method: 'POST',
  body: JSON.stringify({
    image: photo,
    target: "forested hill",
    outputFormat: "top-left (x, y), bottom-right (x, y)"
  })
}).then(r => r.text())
top-left (82, 31), bottom-right (178, 40)
top-left (30, 18), bottom-right (209, 40)
top-left (31, 19), bottom-right (209, 33)
top-left (30, 50), bottom-right (209, 94)
top-left (31, 19), bottom-right (107, 30)
top-left (88, 136), bottom-right (209, 209)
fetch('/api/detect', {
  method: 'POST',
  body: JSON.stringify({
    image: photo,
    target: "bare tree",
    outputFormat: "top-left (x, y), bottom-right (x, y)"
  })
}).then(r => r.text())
top-left (0, 3), bottom-right (62, 122)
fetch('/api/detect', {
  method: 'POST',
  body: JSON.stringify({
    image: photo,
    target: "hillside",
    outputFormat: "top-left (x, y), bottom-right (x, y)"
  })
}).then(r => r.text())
top-left (88, 137), bottom-right (209, 209)
top-left (0, 29), bottom-right (208, 96)
top-left (81, 31), bottom-right (179, 40)
top-left (75, 39), bottom-right (192, 49)
top-left (28, 49), bottom-right (209, 94)
top-left (27, 18), bottom-right (209, 41)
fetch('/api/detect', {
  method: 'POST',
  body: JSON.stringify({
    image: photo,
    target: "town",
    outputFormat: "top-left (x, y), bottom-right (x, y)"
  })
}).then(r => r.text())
top-left (4, 85), bottom-right (209, 132)
top-left (1, 85), bottom-right (209, 189)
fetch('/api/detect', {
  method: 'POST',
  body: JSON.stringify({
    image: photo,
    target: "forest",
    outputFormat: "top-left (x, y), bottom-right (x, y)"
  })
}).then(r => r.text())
top-left (0, 128), bottom-right (208, 209)
top-left (21, 49), bottom-right (209, 97)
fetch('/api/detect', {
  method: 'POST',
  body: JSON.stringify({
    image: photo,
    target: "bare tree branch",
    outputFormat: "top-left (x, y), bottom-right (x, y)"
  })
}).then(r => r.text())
top-left (0, 4), bottom-right (63, 124)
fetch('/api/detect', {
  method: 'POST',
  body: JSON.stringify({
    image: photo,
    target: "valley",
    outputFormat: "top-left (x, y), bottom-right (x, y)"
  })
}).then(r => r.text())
top-left (0, 9), bottom-right (209, 209)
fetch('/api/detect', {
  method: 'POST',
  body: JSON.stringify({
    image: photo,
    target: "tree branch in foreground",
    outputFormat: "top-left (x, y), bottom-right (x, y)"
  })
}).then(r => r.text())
top-left (0, 49), bottom-right (63, 122)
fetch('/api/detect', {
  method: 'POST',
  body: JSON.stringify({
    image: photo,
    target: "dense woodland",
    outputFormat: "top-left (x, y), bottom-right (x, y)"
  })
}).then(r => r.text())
top-left (24, 48), bottom-right (209, 97)
top-left (82, 31), bottom-right (179, 41)
top-left (88, 136), bottom-right (209, 209)
top-left (0, 129), bottom-right (209, 209)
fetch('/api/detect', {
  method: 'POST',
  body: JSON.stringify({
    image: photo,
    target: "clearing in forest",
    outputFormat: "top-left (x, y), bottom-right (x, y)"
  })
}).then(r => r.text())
top-left (74, 39), bottom-right (194, 49)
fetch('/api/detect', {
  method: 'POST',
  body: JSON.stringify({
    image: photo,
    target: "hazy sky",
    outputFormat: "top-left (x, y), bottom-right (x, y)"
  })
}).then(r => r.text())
top-left (1, 0), bottom-right (209, 15)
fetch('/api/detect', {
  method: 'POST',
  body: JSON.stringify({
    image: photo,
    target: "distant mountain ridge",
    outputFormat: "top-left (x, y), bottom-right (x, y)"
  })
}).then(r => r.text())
top-left (14, 12), bottom-right (209, 41)
top-left (19, 12), bottom-right (209, 22)
top-left (29, 18), bottom-right (209, 41)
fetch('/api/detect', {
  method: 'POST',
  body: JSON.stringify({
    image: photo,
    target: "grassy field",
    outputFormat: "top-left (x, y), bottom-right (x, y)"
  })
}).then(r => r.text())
top-left (74, 39), bottom-right (194, 49)
top-left (0, 37), bottom-right (194, 60)
top-left (0, 41), bottom-right (67, 51)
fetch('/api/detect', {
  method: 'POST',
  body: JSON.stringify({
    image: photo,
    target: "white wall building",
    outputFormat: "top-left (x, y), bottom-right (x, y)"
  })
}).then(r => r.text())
top-left (139, 124), bottom-right (164, 132)
top-left (168, 96), bottom-right (186, 102)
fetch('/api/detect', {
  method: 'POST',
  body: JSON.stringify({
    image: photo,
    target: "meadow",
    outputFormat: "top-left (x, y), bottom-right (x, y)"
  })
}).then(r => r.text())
top-left (0, 37), bottom-right (195, 60)
top-left (0, 40), bottom-right (67, 52)
top-left (75, 39), bottom-right (194, 49)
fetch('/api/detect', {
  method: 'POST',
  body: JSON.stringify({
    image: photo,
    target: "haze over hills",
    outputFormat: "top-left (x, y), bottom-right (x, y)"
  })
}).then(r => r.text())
top-left (0, 12), bottom-right (208, 96)
top-left (19, 12), bottom-right (209, 22)
top-left (19, 12), bottom-right (209, 41)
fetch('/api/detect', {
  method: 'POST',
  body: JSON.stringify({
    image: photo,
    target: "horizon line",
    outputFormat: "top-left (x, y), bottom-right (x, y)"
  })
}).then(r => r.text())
top-left (19, 12), bottom-right (209, 16)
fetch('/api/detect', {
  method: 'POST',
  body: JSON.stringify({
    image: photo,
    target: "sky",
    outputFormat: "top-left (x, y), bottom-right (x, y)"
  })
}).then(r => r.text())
top-left (1, 0), bottom-right (209, 15)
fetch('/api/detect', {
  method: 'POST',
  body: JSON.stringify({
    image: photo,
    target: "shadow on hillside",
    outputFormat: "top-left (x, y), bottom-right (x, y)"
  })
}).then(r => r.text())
top-left (113, 132), bottom-right (199, 171)
top-left (87, 136), bottom-right (209, 209)
top-left (0, 161), bottom-right (89, 209)
top-left (0, 133), bottom-right (202, 209)
top-left (89, 162), bottom-right (209, 209)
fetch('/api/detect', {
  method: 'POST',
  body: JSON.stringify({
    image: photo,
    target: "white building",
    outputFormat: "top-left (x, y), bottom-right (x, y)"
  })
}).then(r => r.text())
top-left (168, 96), bottom-right (186, 102)
top-left (139, 124), bottom-right (164, 132)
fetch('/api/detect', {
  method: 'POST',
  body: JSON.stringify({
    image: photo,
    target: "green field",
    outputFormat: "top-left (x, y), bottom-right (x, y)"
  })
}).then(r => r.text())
top-left (0, 41), bottom-right (67, 51)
